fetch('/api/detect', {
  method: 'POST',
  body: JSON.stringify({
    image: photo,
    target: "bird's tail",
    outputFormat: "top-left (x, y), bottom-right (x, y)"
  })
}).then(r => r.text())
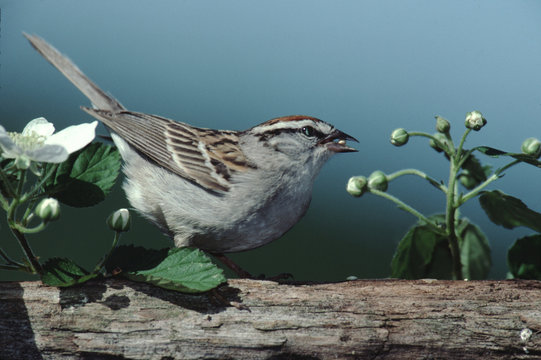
top-left (24, 33), bottom-right (125, 112)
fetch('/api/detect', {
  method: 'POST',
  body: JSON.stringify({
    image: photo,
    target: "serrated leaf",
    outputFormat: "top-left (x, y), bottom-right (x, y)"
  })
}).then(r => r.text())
top-left (457, 219), bottom-right (491, 280)
top-left (43, 142), bottom-right (121, 207)
top-left (391, 214), bottom-right (449, 279)
top-left (479, 190), bottom-right (541, 232)
top-left (391, 215), bottom-right (490, 280)
top-left (423, 237), bottom-right (454, 279)
top-left (508, 235), bottom-right (541, 280)
top-left (475, 146), bottom-right (541, 168)
top-left (41, 258), bottom-right (97, 287)
top-left (124, 247), bottom-right (226, 293)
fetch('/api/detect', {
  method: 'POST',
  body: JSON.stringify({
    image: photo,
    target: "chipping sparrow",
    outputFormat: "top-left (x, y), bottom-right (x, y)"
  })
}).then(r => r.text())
top-left (25, 34), bottom-right (357, 259)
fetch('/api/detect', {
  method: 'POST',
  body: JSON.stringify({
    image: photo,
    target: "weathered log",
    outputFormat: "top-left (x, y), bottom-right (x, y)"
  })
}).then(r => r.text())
top-left (1, 278), bottom-right (540, 359)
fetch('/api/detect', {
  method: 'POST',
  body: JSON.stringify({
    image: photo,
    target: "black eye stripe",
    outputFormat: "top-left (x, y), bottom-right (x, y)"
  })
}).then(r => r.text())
top-left (256, 127), bottom-right (325, 141)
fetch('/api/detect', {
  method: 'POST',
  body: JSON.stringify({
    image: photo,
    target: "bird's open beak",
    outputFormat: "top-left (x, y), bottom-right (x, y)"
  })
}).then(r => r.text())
top-left (319, 129), bottom-right (358, 153)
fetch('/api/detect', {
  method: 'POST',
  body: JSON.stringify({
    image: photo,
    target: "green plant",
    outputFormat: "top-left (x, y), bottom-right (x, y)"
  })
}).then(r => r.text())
top-left (0, 117), bottom-right (225, 292)
top-left (347, 111), bottom-right (541, 280)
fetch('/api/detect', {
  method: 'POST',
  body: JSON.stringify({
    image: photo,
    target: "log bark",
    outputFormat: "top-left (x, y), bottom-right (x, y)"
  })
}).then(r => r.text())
top-left (1, 278), bottom-right (540, 359)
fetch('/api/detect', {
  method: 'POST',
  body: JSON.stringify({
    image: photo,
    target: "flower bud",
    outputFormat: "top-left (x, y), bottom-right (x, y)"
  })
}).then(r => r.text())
top-left (346, 176), bottom-right (368, 197)
top-left (429, 133), bottom-right (448, 153)
top-left (390, 128), bottom-right (409, 146)
top-left (367, 170), bottom-right (388, 192)
top-left (107, 208), bottom-right (131, 232)
top-left (35, 198), bottom-right (60, 222)
top-left (465, 110), bottom-right (486, 131)
top-left (435, 115), bottom-right (450, 133)
top-left (521, 137), bottom-right (541, 158)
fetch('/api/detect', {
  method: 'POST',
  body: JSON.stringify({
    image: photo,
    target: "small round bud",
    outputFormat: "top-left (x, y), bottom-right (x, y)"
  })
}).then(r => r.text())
top-left (390, 128), bottom-right (409, 146)
top-left (429, 133), bottom-right (448, 153)
top-left (35, 198), bottom-right (60, 222)
top-left (347, 176), bottom-right (368, 197)
top-left (465, 110), bottom-right (487, 131)
top-left (435, 115), bottom-right (451, 133)
top-left (107, 208), bottom-right (131, 232)
top-left (521, 137), bottom-right (541, 158)
top-left (367, 170), bottom-right (388, 192)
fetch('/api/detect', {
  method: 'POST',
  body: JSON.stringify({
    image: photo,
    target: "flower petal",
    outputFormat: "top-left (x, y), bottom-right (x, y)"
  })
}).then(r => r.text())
top-left (23, 117), bottom-right (55, 137)
top-left (44, 121), bottom-right (98, 154)
top-left (0, 125), bottom-right (18, 156)
top-left (27, 144), bottom-right (69, 163)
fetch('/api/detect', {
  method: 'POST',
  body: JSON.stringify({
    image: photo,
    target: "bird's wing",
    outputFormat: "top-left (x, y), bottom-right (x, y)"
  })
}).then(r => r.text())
top-left (84, 108), bottom-right (255, 192)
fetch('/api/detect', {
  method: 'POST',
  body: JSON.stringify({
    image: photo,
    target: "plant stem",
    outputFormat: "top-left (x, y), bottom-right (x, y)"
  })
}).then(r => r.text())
top-left (445, 159), bottom-right (463, 280)
top-left (12, 221), bottom-right (47, 234)
top-left (408, 131), bottom-right (444, 146)
top-left (387, 169), bottom-right (448, 193)
top-left (21, 163), bottom-right (58, 202)
top-left (16, 169), bottom-right (26, 198)
top-left (0, 192), bottom-right (8, 211)
top-left (456, 129), bottom-right (471, 159)
top-left (459, 159), bottom-right (521, 205)
top-left (0, 247), bottom-right (24, 268)
top-left (10, 227), bottom-right (42, 274)
top-left (21, 205), bottom-right (35, 227)
top-left (93, 231), bottom-right (122, 274)
top-left (444, 129), bottom-right (471, 281)
top-left (0, 264), bottom-right (23, 271)
top-left (2, 165), bottom-right (60, 275)
top-left (0, 167), bottom-right (16, 199)
top-left (369, 189), bottom-right (445, 236)
top-left (408, 131), bottom-right (454, 157)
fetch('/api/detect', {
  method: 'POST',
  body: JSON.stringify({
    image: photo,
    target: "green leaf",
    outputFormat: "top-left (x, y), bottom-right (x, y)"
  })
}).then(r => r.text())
top-left (457, 219), bottom-right (491, 280)
top-left (458, 153), bottom-right (492, 190)
top-left (423, 237), bottom-right (454, 279)
top-left (391, 214), bottom-right (451, 279)
top-left (479, 190), bottom-right (541, 232)
top-left (475, 146), bottom-right (541, 168)
top-left (43, 142), bottom-right (121, 207)
top-left (391, 215), bottom-right (491, 280)
top-left (461, 153), bottom-right (489, 183)
top-left (508, 235), bottom-right (541, 280)
top-left (109, 246), bottom-right (226, 293)
top-left (41, 258), bottom-right (97, 287)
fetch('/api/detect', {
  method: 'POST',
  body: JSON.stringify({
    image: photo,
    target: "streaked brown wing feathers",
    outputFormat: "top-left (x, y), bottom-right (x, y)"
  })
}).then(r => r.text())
top-left (82, 108), bottom-right (243, 192)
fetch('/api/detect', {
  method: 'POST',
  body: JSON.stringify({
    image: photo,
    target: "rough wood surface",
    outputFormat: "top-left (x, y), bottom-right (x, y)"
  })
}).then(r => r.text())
top-left (1, 278), bottom-right (540, 359)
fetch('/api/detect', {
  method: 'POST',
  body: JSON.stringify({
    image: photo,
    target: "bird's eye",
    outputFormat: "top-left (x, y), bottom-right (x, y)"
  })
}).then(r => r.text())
top-left (301, 126), bottom-right (316, 137)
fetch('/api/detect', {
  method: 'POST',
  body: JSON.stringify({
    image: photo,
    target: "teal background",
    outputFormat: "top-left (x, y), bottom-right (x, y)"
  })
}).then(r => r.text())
top-left (1, 0), bottom-right (541, 281)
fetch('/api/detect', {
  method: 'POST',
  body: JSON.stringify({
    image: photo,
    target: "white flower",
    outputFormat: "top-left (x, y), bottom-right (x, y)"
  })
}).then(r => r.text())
top-left (0, 117), bottom-right (98, 168)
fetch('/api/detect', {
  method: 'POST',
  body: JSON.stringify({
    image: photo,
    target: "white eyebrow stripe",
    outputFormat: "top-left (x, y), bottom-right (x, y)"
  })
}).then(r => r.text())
top-left (251, 119), bottom-right (321, 134)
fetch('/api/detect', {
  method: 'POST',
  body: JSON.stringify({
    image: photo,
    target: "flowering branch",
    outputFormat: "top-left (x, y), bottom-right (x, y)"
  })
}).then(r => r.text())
top-left (0, 117), bottom-right (98, 275)
top-left (347, 111), bottom-right (541, 280)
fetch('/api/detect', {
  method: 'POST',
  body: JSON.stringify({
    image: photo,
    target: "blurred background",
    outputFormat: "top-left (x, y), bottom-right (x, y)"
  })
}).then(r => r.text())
top-left (1, 0), bottom-right (540, 281)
